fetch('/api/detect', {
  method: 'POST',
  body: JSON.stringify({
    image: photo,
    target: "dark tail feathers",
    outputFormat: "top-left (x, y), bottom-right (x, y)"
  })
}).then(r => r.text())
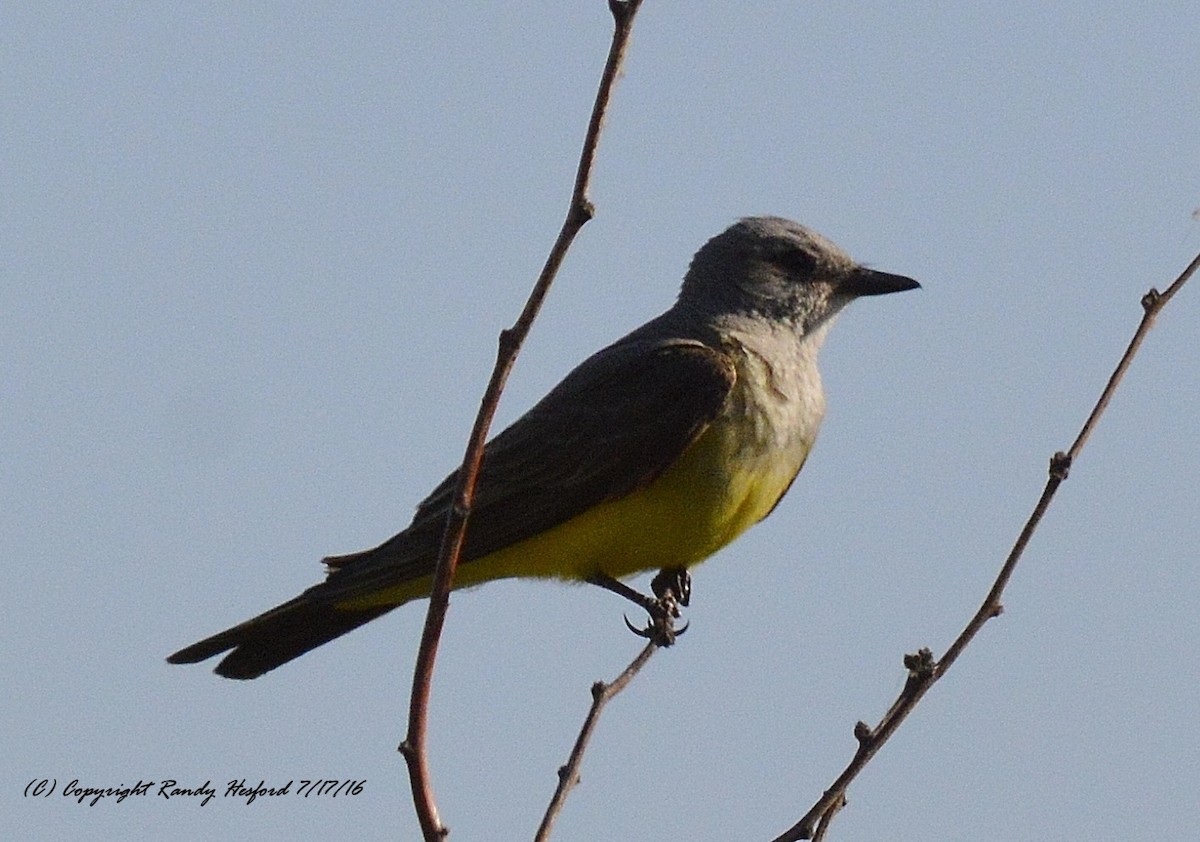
top-left (167, 596), bottom-right (395, 680)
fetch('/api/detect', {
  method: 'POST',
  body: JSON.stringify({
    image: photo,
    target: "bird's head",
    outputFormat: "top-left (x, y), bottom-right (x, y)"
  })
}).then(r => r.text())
top-left (679, 216), bottom-right (919, 334)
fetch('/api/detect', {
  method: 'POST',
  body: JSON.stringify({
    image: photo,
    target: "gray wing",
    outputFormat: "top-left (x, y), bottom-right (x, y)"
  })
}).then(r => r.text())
top-left (318, 336), bottom-right (736, 599)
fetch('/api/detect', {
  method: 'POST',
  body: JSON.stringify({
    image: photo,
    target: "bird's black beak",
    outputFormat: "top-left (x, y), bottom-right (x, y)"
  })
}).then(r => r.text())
top-left (840, 267), bottom-right (921, 297)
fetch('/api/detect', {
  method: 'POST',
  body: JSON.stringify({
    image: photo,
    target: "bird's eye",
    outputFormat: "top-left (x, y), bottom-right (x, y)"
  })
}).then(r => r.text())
top-left (774, 248), bottom-right (818, 277)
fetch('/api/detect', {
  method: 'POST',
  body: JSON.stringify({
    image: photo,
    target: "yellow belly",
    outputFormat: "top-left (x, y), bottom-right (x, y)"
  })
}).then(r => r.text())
top-left (338, 419), bottom-right (809, 609)
top-left (483, 421), bottom-right (805, 581)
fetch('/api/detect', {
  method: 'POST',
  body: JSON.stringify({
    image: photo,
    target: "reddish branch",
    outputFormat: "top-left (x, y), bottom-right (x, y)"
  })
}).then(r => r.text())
top-left (534, 641), bottom-right (658, 841)
top-left (399, 3), bottom-right (645, 839)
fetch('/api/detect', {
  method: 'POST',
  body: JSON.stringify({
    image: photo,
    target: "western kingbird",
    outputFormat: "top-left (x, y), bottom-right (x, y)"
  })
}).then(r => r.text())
top-left (168, 216), bottom-right (918, 679)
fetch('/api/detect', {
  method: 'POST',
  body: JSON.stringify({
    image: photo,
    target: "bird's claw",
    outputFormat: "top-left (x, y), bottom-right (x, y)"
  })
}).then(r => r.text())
top-left (622, 586), bottom-right (689, 646)
top-left (623, 612), bottom-right (688, 645)
top-left (623, 613), bottom-right (647, 637)
top-left (590, 567), bottom-right (692, 647)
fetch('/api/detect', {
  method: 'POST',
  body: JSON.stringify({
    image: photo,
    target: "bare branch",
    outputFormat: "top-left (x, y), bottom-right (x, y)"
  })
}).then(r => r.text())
top-left (772, 248), bottom-right (1200, 842)
top-left (399, 3), bottom-right (645, 839)
top-left (534, 642), bottom-right (657, 842)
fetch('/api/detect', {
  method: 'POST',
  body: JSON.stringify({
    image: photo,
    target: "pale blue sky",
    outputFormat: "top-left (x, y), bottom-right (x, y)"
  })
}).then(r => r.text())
top-left (5, 4), bottom-right (1199, 840)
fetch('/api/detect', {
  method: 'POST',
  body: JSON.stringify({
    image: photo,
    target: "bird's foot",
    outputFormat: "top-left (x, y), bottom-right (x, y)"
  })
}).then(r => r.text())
top-left (589, 568), bottom-right (690, 648)
top-left (622, 598), bottom-right (687, 646)
top-left (651, 567), bottom-right (691, 607)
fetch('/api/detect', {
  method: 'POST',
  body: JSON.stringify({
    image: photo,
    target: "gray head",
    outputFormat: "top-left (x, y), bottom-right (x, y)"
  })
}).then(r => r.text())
top-left (678, 216), bottom-right (919, 334)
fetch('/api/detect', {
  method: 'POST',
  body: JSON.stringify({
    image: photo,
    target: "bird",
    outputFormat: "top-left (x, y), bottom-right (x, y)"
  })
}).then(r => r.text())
top-left (167, 216), bottom-right (919, 679)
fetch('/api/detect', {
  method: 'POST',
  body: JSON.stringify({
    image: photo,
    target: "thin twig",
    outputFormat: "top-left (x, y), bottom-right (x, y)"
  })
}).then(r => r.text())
top-left (534, 642), bottom-right (657, 842)
top-left (772, 248), bottom-right (1200, 842)
top-left (399, 3), bottom-right (645, 839)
